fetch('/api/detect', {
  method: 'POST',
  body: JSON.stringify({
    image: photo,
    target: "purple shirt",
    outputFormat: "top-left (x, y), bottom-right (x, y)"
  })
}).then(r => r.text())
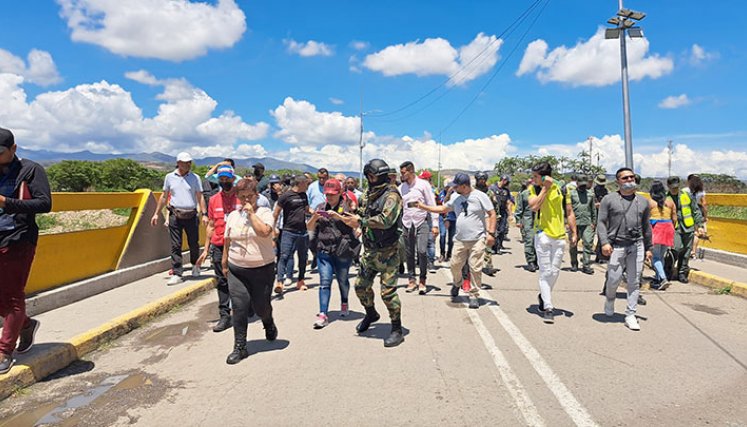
top-left (399, 177), bottom-right (438, 228)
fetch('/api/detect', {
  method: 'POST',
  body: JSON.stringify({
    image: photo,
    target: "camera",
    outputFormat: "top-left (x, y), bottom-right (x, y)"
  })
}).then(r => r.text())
top-left (627, 227), bottom-right (642, 239)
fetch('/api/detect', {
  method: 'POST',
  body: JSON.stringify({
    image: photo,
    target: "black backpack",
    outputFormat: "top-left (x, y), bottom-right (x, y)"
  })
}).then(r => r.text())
top-left (663, 248), bottom-right (677, 280)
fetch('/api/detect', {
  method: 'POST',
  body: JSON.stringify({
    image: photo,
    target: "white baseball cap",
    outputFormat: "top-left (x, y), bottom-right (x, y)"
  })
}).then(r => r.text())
top-left (176, 152), bottom-right (192, 162)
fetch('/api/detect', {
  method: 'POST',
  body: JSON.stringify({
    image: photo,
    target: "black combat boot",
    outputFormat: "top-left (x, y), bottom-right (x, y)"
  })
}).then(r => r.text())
top-left (226, 338), bottom-right (248, 365)
top-left (213, 316), bottom-right (232, 333)
top-left (264, 319), bottom-right (278, 341)
top-left (356, 306), bottom-right (380, 333)
top-left (384, 320), bottom-right (404, 347)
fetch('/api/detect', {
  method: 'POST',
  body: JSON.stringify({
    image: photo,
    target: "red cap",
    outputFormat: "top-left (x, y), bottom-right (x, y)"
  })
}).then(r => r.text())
top-left (323, 179), bottom-right (342, 195)
top-left (419, 170), bottom-right (432, 180)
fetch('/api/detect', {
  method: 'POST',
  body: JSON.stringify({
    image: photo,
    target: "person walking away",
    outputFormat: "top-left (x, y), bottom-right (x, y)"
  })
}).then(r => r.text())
top-left (568, 175), bottom-right (596, 274)
top-left (514, 179), bottom-right (538, 272)
top-left (647, 181), bottom-right (677, 290)
top-left (474, 172), bottom-right (499, 276)
top-left (418, 173), bottom-right (496, 309)
top-left (666, 176), bottom-right (704, 283)
top-left (528, 162), bottom-right (578, 324)
top-left (151, 152), bottom-right (207, 286)
top-left (399, 162), bottom-right (438, 294)
top-left (0, 128), bottom-right (52, 374)
top-left (593, 174), bottom-right (609, 264)
top-left (197, 165), bottom-right (243, 332)
top-left (273, 175), bottom-right (312, 294)
top-left (597, 168), bottom-right (653, 331)
top-left (494, 175), bottom-right (514, 252)
top-left (308, 179), bottom-right (360, 328)
top-left (221, 179), bottom-right (278, 364)
top-left (335, 159), bottom-right (405, 347)
top-left (687, 174), bottom-right (708, 259)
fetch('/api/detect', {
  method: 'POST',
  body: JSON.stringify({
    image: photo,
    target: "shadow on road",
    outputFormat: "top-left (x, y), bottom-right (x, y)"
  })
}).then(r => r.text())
top-left (355, 324), bottom-right (411, 341)
top-left (525, 304), bottom-right (575, 319)
top-left (246, 339), bottom-right (290, 356)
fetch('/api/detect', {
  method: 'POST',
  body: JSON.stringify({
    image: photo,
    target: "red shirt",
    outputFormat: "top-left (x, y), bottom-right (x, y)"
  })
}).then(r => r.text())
top-left (208, 191), bottom-right (242, 246)
top-left (345, 190), bottom-right (357, 206)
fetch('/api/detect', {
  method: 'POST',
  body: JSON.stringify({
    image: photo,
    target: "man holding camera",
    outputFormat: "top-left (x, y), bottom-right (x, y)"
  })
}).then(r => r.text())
top-left (597, 167), bottom-right (653, 331)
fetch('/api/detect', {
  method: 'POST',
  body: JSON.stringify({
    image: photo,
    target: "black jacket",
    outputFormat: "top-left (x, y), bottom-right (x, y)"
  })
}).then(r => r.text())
top-left (0, 157), bottom-right (52, 248)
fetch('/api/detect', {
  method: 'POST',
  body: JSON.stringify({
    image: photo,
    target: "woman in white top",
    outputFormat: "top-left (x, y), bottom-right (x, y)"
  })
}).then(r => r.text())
top-left (221, 179), bottom-right (278, 365)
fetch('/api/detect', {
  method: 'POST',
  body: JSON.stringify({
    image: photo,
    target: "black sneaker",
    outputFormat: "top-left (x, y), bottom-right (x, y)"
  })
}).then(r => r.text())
top-left (264, 322), bottom-right (278, 341)
top-left (212, 316), bottom-right (232, 333)
top-left (569, 265), bottom-right (578, 272)
top-left (482, 267), bottom-right (496, 277)
top-left (678, 274), bottom-right (689, 284)
top-left (581, 267), bottom-right (595, 275)
top-left (450, 284), bottom-right (459, 298)
top-left (543, 310), bottom-right (555, 324)
top-left (638, 295), bottom-right (647, 306)
top-left (527, 263), bottom-right (538, 272)
top-left (16, 318), bottom-right (40, 354)
top-left (0, 353), bottom-right (15, 374)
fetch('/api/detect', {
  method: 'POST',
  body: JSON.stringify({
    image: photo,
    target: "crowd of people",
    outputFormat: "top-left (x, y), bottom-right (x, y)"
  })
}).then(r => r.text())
top-left (0, 124), bottom-right (711, 371)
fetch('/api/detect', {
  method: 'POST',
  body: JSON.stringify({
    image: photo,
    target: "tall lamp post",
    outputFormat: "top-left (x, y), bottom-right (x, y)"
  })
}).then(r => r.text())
top-left (605, 2), bottom-right (646, 170)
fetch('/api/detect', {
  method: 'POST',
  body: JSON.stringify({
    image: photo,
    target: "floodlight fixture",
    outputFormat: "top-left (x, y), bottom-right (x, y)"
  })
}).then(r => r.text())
top-left (628, 27), bottom-right (644, 38)
top-left (607, 17), bottom-right (621, 25)
top-left (618, 8), bottom-right (646, 21)
top-left (605, 28), bottom-right (621, 39)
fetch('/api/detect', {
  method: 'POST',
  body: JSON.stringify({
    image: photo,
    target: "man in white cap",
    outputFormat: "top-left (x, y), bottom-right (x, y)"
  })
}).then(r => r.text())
top-left (151, 152), bottom-right (207, 285)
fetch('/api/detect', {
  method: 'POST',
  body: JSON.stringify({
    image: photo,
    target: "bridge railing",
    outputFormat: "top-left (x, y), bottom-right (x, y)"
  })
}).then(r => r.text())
top-left (699, 194), bottom-right (747, 255)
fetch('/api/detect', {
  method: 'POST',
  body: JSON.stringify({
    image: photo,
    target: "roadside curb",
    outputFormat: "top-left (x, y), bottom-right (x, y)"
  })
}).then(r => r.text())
top-left (0, 277), bottom-right (216, 401)
top-left (689, 271), bottom-right (747, 298)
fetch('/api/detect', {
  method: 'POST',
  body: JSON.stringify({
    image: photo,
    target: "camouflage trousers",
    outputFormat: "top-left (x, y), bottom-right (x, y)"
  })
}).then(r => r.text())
top-left (356, 244), bottom-right (401, 322)
top-left (483, 231), bottom-right (496, 269)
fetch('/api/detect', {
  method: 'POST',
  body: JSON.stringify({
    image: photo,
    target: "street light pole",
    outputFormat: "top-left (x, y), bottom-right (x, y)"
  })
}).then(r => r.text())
top-left (667, 139), bottom-right (673, 177)
top-left (437, 132), bottom-right (442, 190)
top-left (358, 110), bottom-right (365, 186)
top-left (606, 1), bottom-right (645, 171)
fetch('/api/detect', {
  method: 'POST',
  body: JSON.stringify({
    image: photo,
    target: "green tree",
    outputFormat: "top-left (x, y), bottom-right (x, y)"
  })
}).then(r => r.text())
top-left (98, 158), bottom-right (163, 192)
top-left (47, 160), bottom-right (100, 192)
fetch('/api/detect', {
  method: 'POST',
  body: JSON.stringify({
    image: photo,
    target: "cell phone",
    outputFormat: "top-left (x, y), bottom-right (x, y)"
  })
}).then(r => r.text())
top-left (407, 201), bottom-right (419, 208)
top-left (317, 210), bottom-right (331, 218)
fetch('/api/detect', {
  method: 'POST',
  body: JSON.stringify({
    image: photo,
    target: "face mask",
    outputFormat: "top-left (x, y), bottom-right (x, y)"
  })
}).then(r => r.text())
top-left (220, 182), bottom-right (234, 191)
top-left (578, 184), bottom-right (587, 190)
top-left (621, 182), bottom-right (637, 191)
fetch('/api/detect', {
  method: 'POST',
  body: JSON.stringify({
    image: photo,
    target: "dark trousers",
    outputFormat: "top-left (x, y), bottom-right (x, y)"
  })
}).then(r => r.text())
top-left (496, 212), bottom-right (509, 249)
top-left (227, 262), bottom-right (275, 343)
top-left (210, 245), bottom-right (230, 318)
top-left (0, 242), bottom-right (36, 355)
top-left (440, 219), bottom-right (456, 259)
top-left (404, 222), bottom-right (429, 281)
top-left (168, 214), bottom-right (200, 276)
top-left (277, 230), bottom-right (308, 282)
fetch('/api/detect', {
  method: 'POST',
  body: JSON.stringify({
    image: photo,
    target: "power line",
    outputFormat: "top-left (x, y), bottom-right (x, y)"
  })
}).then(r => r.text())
top-left (439, 0), bottom-right (552, 137)
top-left (367, 0), bottom-right (544, 119)
top-left (371, 0), bottom-right (546, 124)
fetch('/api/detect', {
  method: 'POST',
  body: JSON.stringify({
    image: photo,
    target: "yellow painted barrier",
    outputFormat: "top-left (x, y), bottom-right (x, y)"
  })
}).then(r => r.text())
top-left (27, 226), bottom-right (131, 294)
top-left (51, 192), bottom-right (144, 212)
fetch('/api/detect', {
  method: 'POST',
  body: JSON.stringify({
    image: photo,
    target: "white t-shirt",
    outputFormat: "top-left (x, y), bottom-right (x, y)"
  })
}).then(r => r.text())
top-left (224, 207), bottom-right (275, 268)
top-left (446, 189), bottom-right (494, 242)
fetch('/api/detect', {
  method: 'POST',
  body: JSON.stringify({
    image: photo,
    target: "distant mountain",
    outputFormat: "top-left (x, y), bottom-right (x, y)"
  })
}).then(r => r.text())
top-left (15, 148), bottom-right (357, 175)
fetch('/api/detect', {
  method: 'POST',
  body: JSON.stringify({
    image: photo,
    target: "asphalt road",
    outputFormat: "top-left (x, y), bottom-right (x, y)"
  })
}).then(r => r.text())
top-left (2, 228), bottom-right (746, 426)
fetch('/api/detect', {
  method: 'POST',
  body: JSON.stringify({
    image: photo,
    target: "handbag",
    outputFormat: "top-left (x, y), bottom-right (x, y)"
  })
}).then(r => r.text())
top-left (172, 208), bottom-right (197, 220)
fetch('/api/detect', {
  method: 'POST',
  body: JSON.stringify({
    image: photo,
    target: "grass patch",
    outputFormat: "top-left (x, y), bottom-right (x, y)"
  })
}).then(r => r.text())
top-left (112, 208), bottom-right (132, 217)
top-left (709, 205), bottom-right (747, 220)
top-left (36, 214), bottom-right (58, 231)
top-left (716, 284), bottom-right (733, 295)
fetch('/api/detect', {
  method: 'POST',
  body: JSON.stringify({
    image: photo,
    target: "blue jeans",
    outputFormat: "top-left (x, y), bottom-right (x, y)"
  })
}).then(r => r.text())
top-left (318, 252), bottom-right (352, 314)
top-left (652, 244), bottom-right (669, 282)
top-left (277, 230), bottom-right (308, 282)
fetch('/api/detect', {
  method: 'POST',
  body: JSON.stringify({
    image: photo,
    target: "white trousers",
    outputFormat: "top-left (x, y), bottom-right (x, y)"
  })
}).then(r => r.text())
top-left (535, 232), bottom-right (566, 311)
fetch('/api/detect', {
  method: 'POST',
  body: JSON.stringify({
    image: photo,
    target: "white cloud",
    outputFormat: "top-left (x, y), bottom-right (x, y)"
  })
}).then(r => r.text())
top-left (329, 97), bottom-right (344, 105)
top-left (658, 94), bottom-right (691, 109)
top-left (284, 39), bottom-right (334, 57)
top-left (363, 33), bottom-right (502, 86)
top-left (57, 0), bottom-right (246, 61)
top-left (517, 28), bottom-right (673, 87)
top-left (536, 134), bottom-right (747, 178)
top-left (273, 133), bottom-right (515, 172)
top-left (350, 41), bottom-right (369, 51)
top-left (271, 97), bottom-right (368, 146)
top-left (689, 44), bottom-right (717, 65)
top-left (0, 70), bottom-right (268, 156)
top-left (0, 48), bottom-right (61, 86)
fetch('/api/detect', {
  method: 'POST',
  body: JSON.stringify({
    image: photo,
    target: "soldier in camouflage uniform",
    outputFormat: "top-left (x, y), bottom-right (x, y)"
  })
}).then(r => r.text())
top-left (568, 175), bottom-right (596, 274)
top-left (335, 159), bottom-right (405, 347)
top-left (514, 180), bottom-right (538, 272)
top-left (475, 172), bottom-right (499, 277)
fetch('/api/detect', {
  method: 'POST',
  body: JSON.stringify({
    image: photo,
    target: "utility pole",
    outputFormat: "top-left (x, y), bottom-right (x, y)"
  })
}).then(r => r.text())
top-left (605, 1), bottom-right (646, 171)
top-left (667, 139), bottom-right (673, 177)
top-left (358, 93), bottom-right (364, 186)
top-left (437, 132), bottom-right (442, 190)
top-left (588, 136), bottom-right (593, 170)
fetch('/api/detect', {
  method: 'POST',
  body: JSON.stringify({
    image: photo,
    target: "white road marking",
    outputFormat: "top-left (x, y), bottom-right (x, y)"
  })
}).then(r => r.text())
top-left (483, 289), bottom-right (599, 427)
top-left (465, 307), bottom-right (547, 427)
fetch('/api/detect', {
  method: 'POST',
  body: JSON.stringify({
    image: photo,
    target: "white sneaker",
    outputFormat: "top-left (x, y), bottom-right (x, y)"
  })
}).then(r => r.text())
top-left (313, 313), bottom-right (329, 329)
top-left (167, 275), bottom-right (184, 286)
top-left (604, 299), bottom-right (615, 317)
top-left (191, 265), bottom-right (201, 278)
top-left (625, 315), bottom-right (640, 331)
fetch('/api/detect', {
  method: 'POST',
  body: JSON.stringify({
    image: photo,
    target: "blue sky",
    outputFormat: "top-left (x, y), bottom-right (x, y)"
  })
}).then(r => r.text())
top-left (1, 0), bottom-right (745, 177)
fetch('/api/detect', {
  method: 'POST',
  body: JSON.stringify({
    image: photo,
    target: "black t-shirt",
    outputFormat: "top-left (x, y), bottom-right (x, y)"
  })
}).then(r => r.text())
top-left (496, 187), bottom-right (511, 212)
top-left (277, 190), bottom-right (309, 232)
